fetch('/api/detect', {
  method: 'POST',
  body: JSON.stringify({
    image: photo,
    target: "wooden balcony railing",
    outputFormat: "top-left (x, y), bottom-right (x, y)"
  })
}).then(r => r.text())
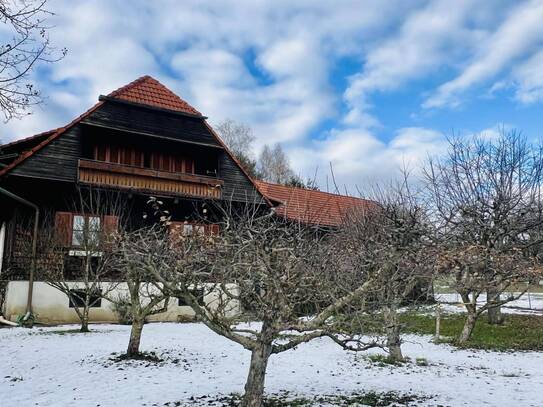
top-left (78, 159), bottom-right (223, 199)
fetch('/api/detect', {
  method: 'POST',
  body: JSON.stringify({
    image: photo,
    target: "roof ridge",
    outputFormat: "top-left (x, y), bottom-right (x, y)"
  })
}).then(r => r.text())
top-left (108, 75), bottom-right (151, 98)
top-left (255, 179), bottom-right (367, 202)
top-left (106, 75), bottom-right (202, 116)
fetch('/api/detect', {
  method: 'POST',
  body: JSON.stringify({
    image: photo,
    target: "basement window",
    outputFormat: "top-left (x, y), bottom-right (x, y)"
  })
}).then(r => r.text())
top-left (68, 289), bottom-right (102, 308)
top-left (178, 289), bottom-right (205, 306)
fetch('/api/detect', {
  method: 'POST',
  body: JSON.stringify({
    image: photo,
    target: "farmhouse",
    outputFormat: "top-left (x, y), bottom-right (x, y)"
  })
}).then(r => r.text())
top-left (0, 76), bottom-right (368, 324)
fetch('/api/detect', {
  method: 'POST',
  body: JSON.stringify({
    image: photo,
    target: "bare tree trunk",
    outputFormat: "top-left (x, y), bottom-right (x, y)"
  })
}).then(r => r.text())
top-left (80, 306), bottom-right (90, 333)
top-left (486, 288), bottom-right (504, 325)
top-left (459, 311), bottom-right (477, 343)
top-left (241, 341), bottom-right (273, 407)
top-left (126, 317), bottom-right (144, 356)
top-left (384, 306), bottom-right (403, 361)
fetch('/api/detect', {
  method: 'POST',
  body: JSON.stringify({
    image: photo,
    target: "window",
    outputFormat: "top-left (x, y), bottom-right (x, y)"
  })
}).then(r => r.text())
top-left (169, 222), bottom-right (220, 241)
top-left (183, 224), bottom-right (193, 236)
top-left (178, 288), bottom-right (205, 306)
top-left (72, 215), bottom-right (101, 247)
top-left (68, 289), bottom-right (102, 308)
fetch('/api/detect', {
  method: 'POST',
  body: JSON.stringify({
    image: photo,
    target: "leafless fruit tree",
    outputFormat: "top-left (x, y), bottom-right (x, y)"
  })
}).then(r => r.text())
top-left (32, 189), bottom-right (122, 332)
top-left (108, 224), bottom-right (175, 357)
top-left (145, 202), bottom-right (390, 407)
top-left (334, 179), bottom-right (436, 361)
top-left (0, 0), bottom-right (67, 120)
top-left (425, 131), bottom-right (543, 339)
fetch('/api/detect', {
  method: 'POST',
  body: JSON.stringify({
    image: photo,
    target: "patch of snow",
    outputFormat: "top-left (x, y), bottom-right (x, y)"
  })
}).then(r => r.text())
top-left (1, 323), bottom-right (542, 406)
top-left (435, 292), bottom-right (543, 315)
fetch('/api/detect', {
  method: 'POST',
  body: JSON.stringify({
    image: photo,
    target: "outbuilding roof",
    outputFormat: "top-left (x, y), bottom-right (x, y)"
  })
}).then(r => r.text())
top-left (254, 180), bottom-right (374, 227)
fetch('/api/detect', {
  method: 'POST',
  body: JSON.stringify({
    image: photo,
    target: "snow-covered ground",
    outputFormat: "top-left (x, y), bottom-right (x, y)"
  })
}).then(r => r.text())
top-left (434, 292), bottom-right (543, 315)
top-left (1, 323), bottom-right (542, 407)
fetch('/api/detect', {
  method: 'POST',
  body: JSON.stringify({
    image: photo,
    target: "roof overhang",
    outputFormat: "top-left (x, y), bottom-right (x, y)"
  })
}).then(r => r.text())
top-left (80, 121), bottom-right (225, 150)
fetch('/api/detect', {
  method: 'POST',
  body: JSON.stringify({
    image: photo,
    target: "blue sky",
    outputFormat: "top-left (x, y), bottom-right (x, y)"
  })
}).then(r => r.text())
top-left (2, 0), bottom-right (543, 190)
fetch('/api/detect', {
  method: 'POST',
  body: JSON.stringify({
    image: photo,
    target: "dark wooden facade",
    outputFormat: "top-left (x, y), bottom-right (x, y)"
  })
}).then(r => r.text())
top-left (4, 102), bottom-right (262, 203)
top-left (0, 77), bottom-right (268, 281)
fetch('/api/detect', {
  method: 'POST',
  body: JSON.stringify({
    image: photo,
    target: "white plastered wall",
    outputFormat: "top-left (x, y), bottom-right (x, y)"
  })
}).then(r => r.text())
top-left (4, 281), bottom-right (240, 324)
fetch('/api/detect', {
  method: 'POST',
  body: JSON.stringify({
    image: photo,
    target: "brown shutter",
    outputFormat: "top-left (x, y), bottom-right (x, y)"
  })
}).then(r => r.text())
top-left (55, 212), bottom-right (73, 247)
top-left (102, 215), bottom-right (119, 250)
top-left (102, 216), bottom-right (119, 236)
top-left (210, 224), bottom-right (220, 235)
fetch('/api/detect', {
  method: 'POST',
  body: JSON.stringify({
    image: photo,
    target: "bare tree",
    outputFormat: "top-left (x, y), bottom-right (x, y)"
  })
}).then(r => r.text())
top-left (0, 0), bottom-right (67, 120)
top-left (146, 202), bottom-right (391, 407)
top-left (437, 245), bottom-right (540, 342)
top-left (109, 225), bottom-right (172, 357)
top-left (33, 189), bottom-right (122, 332)
top-left (257, 143), bottom-right (295, 185)
top-left (215, 119), bottom-right (259, 178)
top-left (336, 179), bottom-right (435, 361)
top-left (425, 131), bottom-right (543, 338)
top-left (215, 120), bottom-right (311, 187)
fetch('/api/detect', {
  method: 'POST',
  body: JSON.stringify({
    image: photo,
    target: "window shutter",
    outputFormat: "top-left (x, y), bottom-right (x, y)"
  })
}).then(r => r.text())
top-left (101, 215), bottom-right (119, 250)
top-left (55, 212), bottom-right (73, 247)
top-left (102, 216), bottom-right (119, 238)
top-left (210, 224), bottom-right (220, 235)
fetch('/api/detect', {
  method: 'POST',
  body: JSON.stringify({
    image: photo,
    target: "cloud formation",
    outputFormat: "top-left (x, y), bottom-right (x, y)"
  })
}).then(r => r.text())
top-left (1, 0), bottom-right (542, 189)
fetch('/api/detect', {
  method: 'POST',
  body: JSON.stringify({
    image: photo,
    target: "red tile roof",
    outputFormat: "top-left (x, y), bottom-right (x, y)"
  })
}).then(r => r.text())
top-left (108, 75), bottom-right (202, 116)
top-left (0, 102), bottom-right (104, 178)
top-left (0, 129), bottom-right (57, 152)
top-left (255, 180), bottom-right (374, 227)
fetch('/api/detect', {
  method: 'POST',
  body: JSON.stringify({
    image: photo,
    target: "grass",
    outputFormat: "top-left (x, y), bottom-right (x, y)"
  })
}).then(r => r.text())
top-left (400, 313), bottom-right (543, 351)
top-left (30, 328), bottom-right (89, 336)
top-left (29, 328), bottom-right (114, 336)
top-left (366, 354), bottom-right (405, 367)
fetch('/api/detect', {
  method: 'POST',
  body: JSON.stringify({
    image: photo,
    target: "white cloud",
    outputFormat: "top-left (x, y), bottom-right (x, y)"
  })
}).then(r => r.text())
top-left (343, 0), bottom-right (482, 127)
top-left (290, 126), bottom-right (446, 191)
top-left (1, 0), bottom-right (542, 190)
top-left (424, 0), bottom-right (543, 108)
top-left (512, 50), bottom-right (543, 103)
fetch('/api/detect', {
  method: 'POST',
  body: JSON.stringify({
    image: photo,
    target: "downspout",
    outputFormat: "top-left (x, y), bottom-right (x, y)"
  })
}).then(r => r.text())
top-left (0, 187), bottom-right (39, 326)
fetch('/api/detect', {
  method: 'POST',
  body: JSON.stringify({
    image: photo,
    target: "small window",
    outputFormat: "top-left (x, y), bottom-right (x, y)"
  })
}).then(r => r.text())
top-left (68, 289), bottom-right (102, 308)
top-left (183, 224), bottom-right (193, 236)
top-left (72, 215), bottom-right (101, 247)
top-left (178, 289), bottom-right (205, 306)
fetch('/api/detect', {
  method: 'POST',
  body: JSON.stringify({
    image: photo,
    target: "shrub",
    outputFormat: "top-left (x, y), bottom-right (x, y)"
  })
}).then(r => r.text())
top-left (110, 294), bottom-right (133, 325)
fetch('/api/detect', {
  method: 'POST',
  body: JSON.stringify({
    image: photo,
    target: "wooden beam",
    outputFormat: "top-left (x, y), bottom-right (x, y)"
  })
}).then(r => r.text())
top-left (79, 159), bottom-right (224, 186)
